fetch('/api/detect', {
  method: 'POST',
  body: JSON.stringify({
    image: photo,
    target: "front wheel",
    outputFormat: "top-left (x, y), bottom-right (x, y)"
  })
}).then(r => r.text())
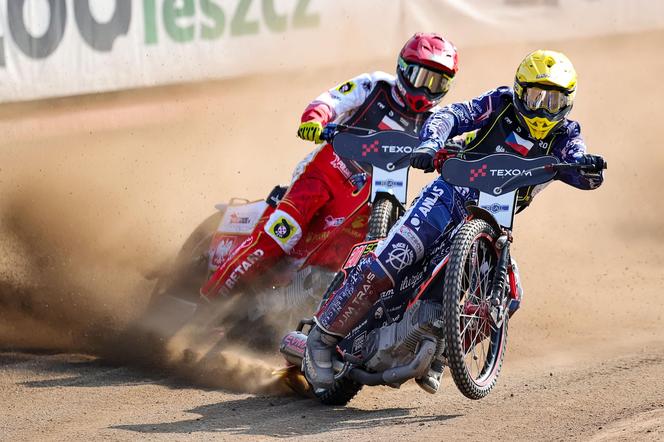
top-left (442, 219), bottom-right (508, 400)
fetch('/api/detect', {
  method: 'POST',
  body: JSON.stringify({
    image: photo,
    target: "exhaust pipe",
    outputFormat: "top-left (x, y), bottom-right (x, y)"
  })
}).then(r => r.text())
top-left (280, 332), bottom-right (437, 388)
top-left (349, 339), bottom-right (436, 386)
top-left (279, 331), bottom-right (307, 366)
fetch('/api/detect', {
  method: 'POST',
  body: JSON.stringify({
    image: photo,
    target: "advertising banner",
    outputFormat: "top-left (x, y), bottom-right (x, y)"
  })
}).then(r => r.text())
top-left (0, 0), bottom-right (400, 101)
top-left (0, 0), bottom-right (661, 102)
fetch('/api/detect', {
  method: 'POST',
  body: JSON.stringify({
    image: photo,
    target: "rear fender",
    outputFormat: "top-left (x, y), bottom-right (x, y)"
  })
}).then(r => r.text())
top-left (465, 203), bottom-right (502, 234)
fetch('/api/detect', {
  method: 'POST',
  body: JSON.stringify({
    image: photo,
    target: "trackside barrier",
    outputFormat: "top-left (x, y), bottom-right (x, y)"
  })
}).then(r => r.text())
top-left (0, 0), bottom-right (660, 102)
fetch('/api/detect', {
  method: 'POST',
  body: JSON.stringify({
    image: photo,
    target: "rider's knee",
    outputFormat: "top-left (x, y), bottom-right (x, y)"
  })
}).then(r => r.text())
top-left (264, 209), bottom-right (303, 253)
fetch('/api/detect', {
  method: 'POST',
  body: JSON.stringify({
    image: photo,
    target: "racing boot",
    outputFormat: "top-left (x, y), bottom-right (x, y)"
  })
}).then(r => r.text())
top-left (302, 326), bottom-right (338, 389)
top-left (303, 257), bottom-right (392, 389)
top-left (416, 358), bottom-right (445, 394)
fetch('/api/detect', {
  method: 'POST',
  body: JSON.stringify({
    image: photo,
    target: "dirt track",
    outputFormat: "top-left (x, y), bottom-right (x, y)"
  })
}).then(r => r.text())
top-left (1, 29), bottom-right (663, 440)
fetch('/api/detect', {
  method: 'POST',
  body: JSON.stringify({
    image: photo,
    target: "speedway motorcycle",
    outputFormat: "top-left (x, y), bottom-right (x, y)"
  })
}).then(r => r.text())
top-left (279, 151), bottom-right (607, 405)
top-left (144, 124), bottom-right (419, 345)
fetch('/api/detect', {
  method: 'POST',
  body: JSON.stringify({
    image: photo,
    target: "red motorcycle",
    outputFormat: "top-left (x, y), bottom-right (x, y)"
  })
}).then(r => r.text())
top-left (144, 125), bottom-right (419, 347)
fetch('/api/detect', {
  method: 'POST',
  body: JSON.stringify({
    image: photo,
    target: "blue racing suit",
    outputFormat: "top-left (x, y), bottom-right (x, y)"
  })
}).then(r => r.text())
top-left (314, 87), bottom-right (604, 337)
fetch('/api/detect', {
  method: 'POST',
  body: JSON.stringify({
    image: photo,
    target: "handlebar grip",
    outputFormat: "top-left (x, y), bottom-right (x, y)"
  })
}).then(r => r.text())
top-left (548, 161), bottom-right (607, 173)
top-left (320, 123), bottom-right (338, 142)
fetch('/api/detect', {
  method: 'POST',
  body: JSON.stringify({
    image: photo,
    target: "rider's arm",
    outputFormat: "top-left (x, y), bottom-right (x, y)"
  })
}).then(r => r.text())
top-left (552, 121), bottom-right (604, 190)
top-left (417, 87), bottom-right (512, 153)
top-left (300, 72), bottom-right (387, 125)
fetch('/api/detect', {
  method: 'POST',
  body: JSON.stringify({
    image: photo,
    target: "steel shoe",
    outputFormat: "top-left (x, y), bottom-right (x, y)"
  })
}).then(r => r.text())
top-left (303, 326), bottom-right (339, 389)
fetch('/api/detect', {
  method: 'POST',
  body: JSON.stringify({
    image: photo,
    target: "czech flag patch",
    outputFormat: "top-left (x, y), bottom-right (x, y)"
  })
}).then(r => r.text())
top-left (505, 131), bottom-right (534, 156)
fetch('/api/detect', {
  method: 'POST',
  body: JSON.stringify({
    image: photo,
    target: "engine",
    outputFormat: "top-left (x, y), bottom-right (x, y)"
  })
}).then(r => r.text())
top-left (362, 301), bottom-right (444, 373)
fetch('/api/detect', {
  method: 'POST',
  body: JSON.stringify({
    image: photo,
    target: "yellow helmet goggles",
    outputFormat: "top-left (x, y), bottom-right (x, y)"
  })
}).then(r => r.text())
top-left (522, 86), bottom-right (571, 114)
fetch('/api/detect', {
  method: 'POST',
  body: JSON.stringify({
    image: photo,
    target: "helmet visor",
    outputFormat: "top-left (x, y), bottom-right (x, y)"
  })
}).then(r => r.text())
top-left (523, 86), bottom-right (570, 114)
top-left (401, 61), bottom-right (453, 95)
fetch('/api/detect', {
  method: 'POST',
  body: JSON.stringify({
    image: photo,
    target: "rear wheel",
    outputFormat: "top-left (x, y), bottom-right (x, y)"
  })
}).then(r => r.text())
top-left (148, 211), bottom-right (221, 306)
top-left (124, 212), bottom-right (221, 341)
top-left (442, 219), bottom-right (508, 400)
top-left (314, 378), bottom-right (363, 405)
top-left (366, 197), bottom-right (397, 240)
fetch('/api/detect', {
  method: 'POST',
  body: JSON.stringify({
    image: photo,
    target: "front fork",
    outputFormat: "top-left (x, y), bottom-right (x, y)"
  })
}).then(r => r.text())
top-left (489, 231), bottom-right (513, 328)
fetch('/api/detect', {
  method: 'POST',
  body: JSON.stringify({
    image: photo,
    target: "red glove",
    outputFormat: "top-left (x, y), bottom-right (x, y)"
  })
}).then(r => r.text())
top-left (432, 148), bottom-right (455, 172)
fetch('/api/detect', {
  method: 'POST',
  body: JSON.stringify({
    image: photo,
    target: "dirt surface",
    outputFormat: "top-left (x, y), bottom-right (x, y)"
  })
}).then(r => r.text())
top-left (1, 29), bottom-right (663, 441)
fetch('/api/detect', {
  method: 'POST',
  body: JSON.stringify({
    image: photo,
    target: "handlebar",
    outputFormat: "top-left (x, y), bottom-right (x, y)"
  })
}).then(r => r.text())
top-left (320, 123), bottom-right (375, 142)
top-left (494, 158), bottom-right (607, 195)
top-left (545, 159), bottom-right (608, 172)
top-left (434, 152), bottom-right (607, 175)
top-left (323, 124), bottom-right (608, 175)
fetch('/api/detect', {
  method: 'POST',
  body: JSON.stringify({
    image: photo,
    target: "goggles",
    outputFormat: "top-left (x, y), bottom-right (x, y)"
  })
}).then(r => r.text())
top-left (522, 86), bottom-right (571, 114)
top-left (400, 60), bottom-right (453, 95)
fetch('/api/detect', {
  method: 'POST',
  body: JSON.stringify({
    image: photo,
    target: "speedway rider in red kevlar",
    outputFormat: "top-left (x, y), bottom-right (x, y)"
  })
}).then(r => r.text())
top-left (200, 33), bottom-right (459, 300)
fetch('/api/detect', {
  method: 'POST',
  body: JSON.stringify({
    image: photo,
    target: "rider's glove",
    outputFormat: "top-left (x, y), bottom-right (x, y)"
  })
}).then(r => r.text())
top-left (580, 154), bottom-right (606, 172)
top-left (410, 140), bottom-right (440, 172)
top-left (432, 148), bottom-right (456, 172)
top-left (297, 121), bottom-right (324, 143)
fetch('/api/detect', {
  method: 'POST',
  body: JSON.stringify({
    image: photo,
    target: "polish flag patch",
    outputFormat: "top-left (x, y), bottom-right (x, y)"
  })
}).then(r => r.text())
top-left (378, 115), bottom-right (403, 131)
top-left (505, 131), bottom-right (534, 156)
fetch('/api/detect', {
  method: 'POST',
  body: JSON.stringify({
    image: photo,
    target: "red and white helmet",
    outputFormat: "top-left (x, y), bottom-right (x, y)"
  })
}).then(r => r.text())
top-left (395, 33), bottom-right (459, 112)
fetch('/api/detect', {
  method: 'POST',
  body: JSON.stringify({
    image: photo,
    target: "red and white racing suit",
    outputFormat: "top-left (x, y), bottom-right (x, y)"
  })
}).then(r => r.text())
top-left (201, 72), bottom-right (433, 299)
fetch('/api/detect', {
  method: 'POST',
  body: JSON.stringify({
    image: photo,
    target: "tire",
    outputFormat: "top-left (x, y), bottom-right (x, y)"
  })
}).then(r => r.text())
top-left (366, 197), bottom-right (396, 240)
top-left (131, 212), bottom-right (221, 344)
top-left (442, 219), bottom-right (508, 400)
top-left (148, 211), bottom-right (222, 306)
top-left (314, 378), bottom-right (363, 406)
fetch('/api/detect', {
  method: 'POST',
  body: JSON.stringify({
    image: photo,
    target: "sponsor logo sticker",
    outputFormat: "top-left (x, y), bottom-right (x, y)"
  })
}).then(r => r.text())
top-left (361, 140), bottom-right (380, 157)
top-left (337, 81), bottom-right (356, 95)
top-left (481, 203), bottom-right (510, 214)
top-left (324, 215), bottom-right (345, 230)
top-left (265, 211), bottom-right (302, 252)
top-left (352, 331), bottom-right (367, 353)
top-left (344, 244), bottom-right (367, 269)
top-left (229, 212), bottom-right (251, 224)
top-left (330, 153), bottom-right (352, 179)
top-left (272, 218), bottom-right (294, 239)
top-left (398, 225), bottom-right (424, 259)
top-left (375, 179), bottom-right (404, 188)
top-left (469, 164), bottom-right (488, 182)
top-left (418, 185), bottom-right (445, 217)
top-left (212, 239), bottom-right (235, 266)
top-left (386, 242), bottom-right (415, 272)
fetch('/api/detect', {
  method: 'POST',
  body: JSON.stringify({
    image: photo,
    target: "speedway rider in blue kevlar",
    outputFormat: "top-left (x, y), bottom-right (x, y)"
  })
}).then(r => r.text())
top-left (304, 50), bottom-right (605, 392)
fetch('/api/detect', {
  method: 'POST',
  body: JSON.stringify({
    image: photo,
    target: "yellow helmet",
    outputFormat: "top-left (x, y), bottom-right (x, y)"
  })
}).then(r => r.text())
top-left (513, 50), bottom-right (577, 139)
